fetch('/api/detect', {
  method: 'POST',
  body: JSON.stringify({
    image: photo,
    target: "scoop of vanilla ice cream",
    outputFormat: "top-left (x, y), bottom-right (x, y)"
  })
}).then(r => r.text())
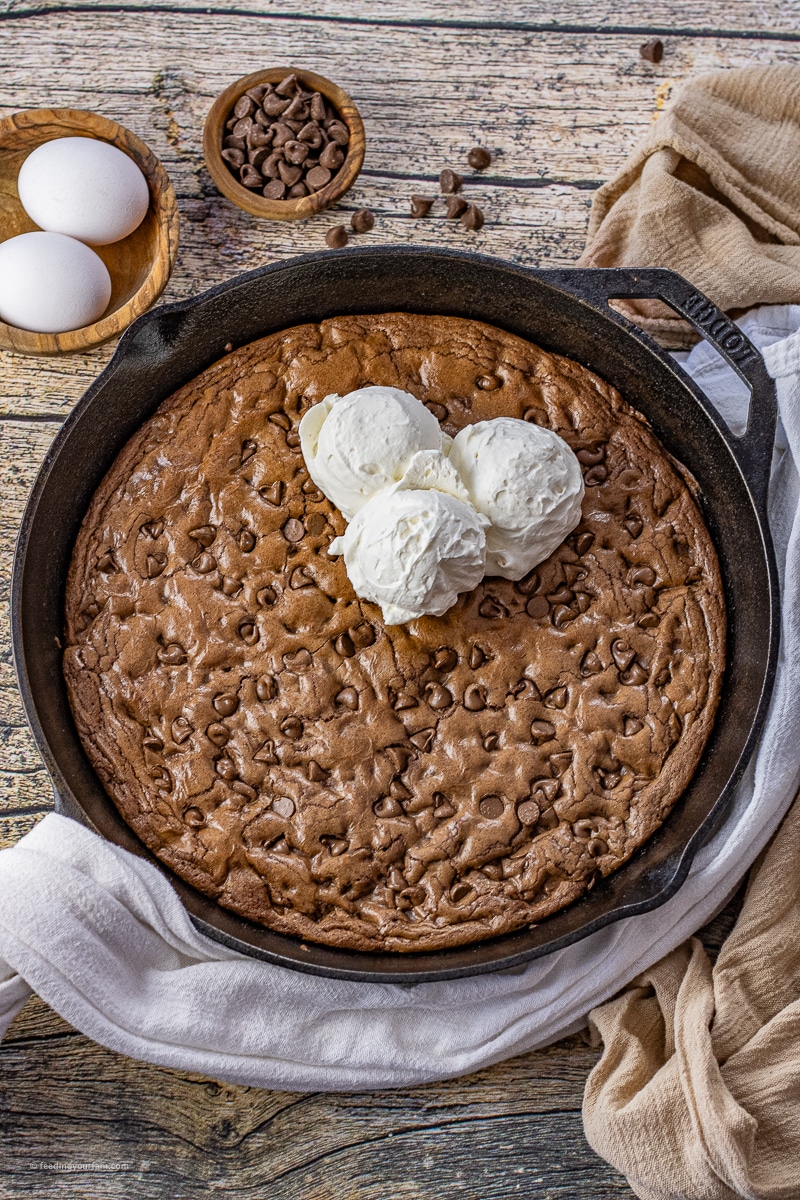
top-left (447, 417), bottom-right (584, 579)
top-left (328, 485), bottom-right (488, 625)
top-left (299, 385), bottom-right (443, 520)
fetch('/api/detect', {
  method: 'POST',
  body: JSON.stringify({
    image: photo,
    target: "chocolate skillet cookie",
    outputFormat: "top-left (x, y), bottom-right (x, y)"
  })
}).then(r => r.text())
top-left (63, 314), bottom-right (725, 952)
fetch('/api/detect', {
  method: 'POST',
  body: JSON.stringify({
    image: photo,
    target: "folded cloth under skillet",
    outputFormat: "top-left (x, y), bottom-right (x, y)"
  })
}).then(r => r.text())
top-left (0, 305), bottom-right (798, 1093)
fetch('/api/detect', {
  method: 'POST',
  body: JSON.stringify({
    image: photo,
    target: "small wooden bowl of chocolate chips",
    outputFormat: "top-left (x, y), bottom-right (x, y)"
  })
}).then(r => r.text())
top-left (203, 67), bottom-right (365, 221)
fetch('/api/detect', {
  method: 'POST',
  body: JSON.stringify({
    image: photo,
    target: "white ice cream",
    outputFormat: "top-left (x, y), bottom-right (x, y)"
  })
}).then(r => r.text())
top-left (329, 485), bottom-right (488, 625)
top-left (447, 417), bottom-right (584, 579)
top-left (299, 385), bottom-right (442, 520)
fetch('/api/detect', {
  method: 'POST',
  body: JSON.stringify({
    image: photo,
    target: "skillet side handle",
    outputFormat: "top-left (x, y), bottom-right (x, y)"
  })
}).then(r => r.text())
top-left (549, 267), bottom-right (778, 516)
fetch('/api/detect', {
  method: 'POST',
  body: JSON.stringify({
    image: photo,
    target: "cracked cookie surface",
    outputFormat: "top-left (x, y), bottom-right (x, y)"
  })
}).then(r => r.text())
top-left (63, 313), bottom-right (725, 951)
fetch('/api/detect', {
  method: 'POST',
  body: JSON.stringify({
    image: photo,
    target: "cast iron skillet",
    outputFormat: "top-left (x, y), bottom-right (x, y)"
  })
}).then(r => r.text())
top-left (11, 248), bottom-right (779, 982)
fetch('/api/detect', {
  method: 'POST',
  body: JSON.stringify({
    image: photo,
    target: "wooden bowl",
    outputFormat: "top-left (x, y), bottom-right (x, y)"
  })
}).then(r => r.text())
top-left (0, 109), bottom-right (179, 356)
top-left (203, 68), bottom-right (365, 221)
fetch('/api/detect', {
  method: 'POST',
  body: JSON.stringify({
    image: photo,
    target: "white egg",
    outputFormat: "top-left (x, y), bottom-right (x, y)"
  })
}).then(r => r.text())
top-left (18, 136), bottom-right (150, 246)
top-left (0, 232), bottom-right (112, 333)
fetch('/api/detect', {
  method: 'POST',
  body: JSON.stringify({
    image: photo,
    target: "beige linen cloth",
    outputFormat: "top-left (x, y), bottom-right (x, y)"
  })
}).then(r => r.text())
top-left (577, 64), bottom-right (800, 346)
top-left (581, 65), bottom-right (800, 1199)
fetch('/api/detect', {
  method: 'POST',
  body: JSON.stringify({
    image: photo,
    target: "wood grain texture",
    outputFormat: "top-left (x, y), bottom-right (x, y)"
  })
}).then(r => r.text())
top-left (0, 2), bottom-right (793, 1196)
top-left (0, 108), bottom-right (179, 354)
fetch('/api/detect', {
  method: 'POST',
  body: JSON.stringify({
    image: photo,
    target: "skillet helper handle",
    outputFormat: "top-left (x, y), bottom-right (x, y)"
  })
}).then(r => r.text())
top-left (553, 267), bottom-right (778, 515)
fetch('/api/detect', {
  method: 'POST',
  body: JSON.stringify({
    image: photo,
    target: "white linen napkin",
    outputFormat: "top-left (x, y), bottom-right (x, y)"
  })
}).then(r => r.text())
top-left (2, 306), bottom-right (800, 1092)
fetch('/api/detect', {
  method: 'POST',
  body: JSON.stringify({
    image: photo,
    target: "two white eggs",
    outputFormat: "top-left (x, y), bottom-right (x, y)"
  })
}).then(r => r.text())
top-left (0, 137), bottom-right (150, 334)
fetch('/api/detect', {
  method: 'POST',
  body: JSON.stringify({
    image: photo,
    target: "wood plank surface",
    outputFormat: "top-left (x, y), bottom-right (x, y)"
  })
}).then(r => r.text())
top-left (0, 2), bottom-right (792, 1196)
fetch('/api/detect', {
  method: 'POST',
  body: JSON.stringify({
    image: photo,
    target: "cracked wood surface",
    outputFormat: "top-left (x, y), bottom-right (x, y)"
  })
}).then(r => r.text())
top-left (0, 2), bottom-right (789, 1196)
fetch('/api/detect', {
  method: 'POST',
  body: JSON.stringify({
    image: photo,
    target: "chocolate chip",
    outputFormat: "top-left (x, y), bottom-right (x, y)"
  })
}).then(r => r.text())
top-left (335, 632), bottom-right (355, 657)
top-left (630, 566), bottom-right (657, 587)
top-left (426, 683), bottom-right (452, 709)
top-left (282, 518), bottom-right (304, 542)
top-left (350, 207), bottom-right (375, 233)
top-left (410, 728), bottom-right (435, 752)
top-left (239, 621), bottom-right (259, 645)
top-left (545, 686), bottom-right (569, 709)
top-left (267, 795), bottom-right (293, 819)
top-left (189, 525), bottom-right (216, 547)
top-left (283, 139), bottom-right (309, 165)
top-left (550, 752), bottom-right (573, 776)
top-left (141, 520), bottom-right (164, 539)
top-left (588, 837), bottom-right (609, 857)
top-left (263, 93), bottom-right (291, 116)
top-left (184, 806), bottom-right (206, 829)
top-left (476, 374), bottom-right (500, 390)
top-left (575, 531), bottom-right (595, 555)
top-left (445, 194), bottom-right (468, 219)
top-left (469, 644), bottom-right (488, 668)
top-left (171, 717), bottom-right (194, 744)
top-left (158, 643), bottom-right (186, 666)
top-left (640, 38), bottom-right (664, 62)
top-left (320, 142), bottom-right (345, 170)
top-left (460, 204), bottom-right (484, 232)
top-left (275, 73), bottom-right (299, 97)
top-left (531, 719), bottom-right (556, 744)
top-left (278, 161), bottom-right (303, 187)
top-left (479, 794), bottom-right (504, 819)
top-left (240, 440), bottom-right (257, 465)
top-left (257, 586), bottom-right (278, 607)
top-left (479, 596), bottom-right (507, 619)
top-left (307, 165), bottom-right (332, 190)
top-left (351, 623), bottom-right (375, 648)
top-left (97, 550), bottom-right (118, 573)
top-left (336, 687), bottom-right (359, 710)
top-left (440, 168), bottom-right (463, 193)
top-left (581, 650), bottom-right (603, 676)
top-left (143, 730), bottom-right (164, 752)
top-left (146, 554), bottom-right (167, 578)
top-left (393, 690), bottom-right (418, 710)
top-left (287, 182), bottom-right (308, 199)
top-left (255, 674), bottom-right (278, 701)
top-left (191, 552), bottom-right (216, 574)
top-left (425, 401), bottom-right (449, 421)
top-left (584, 465), bottom-right (608, 486)
top-left (264, 180), bottom-right (289, 205)
top-left (281, 716), bottom-right (303, 739)
top-left (325, 225), bottom-right (348, 249)
top-left (238, 528), bottom-right (257, 552)
top-left (577, 445), bottom-right (605, 466)
top-left (222, 148), bottom-right (245, 169)
top-left (517, 798), bottom-right (541, 825)
top-left (308, 760), bottom-right (328, 782)
top-left (410, 194), bottom-right (434, 217)
top-left (206, 723), bottom-right (230, 747)
top-left (433, 647), bottom-right (458, 672)
top-left (621, 662), bottom-right (649, 686)
top-left (240, 164), bottom-right (263, 189)
top-left (464, 685), bottom-right (486, 712)
top-left (259, 481), bottom-right (284, 506)
top-left (374, 796), bottom-right (404, 818)
top-left (327, 121), bottom-right (350, 146)
top-left (254, 739), bottom-right (277, 764)
top-left (288, 565), bottom-right (313, 591)
top-left (283, 648), bottom-right (312, 671)
top-left (482, 732), bottom-right (499, 751)
top-left (215, 755), bottom-right (237, 781)
top-left (214, 693), bottom-right (239, 717)
top-left (467, 146), bottom-right (492, 169)
top-left (526, 596), bottom-right (549, 619)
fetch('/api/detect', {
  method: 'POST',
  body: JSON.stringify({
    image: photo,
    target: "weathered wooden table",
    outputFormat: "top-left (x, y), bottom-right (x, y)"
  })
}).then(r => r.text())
top-left (0, 3), bottom-right (793, 1195)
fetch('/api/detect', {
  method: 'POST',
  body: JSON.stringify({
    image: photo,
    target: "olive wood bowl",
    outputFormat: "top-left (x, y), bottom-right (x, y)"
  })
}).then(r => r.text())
top-left (0, 108), bottom-right (179, 356)
top-left (203, 67), bottom-right (365, 221)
